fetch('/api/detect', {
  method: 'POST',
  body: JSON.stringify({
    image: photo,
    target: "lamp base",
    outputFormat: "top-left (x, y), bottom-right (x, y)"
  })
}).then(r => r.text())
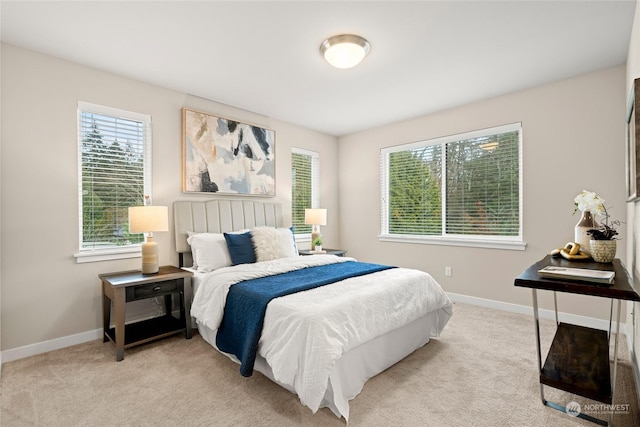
top-left (311, 226), bottom-right (320, 251)
top-left (141, 236), bottom-right (159, 275)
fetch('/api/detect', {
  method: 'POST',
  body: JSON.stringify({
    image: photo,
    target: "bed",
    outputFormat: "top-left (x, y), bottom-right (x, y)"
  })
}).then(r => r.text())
top-left (174, 199), bottom-right (453, 421)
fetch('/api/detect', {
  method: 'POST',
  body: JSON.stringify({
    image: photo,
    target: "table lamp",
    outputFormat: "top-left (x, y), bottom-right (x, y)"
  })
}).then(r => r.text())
top-left (128, 205), bottom-right (169, 274)
top-left (305, 208), bottom-right (327, 251)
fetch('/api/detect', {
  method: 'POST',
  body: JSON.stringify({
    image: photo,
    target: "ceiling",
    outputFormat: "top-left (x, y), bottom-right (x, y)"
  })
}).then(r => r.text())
top-left (1, 1), bottom-right (636, 137)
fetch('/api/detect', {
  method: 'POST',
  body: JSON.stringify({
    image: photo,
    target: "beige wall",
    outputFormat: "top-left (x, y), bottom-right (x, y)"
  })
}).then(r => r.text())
top-left (0, 32), bottom-right (633, 355)
top-left (338, 65), bottom-right (627, 321)
top-left (0, 43), bottom-right (339, 351)
top-left (626, 1), bottom-right (640, 372)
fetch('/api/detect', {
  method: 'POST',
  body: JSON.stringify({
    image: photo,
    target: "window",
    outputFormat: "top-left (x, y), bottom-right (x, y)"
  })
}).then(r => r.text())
top-left (75, 102), bottom-right (152, 262)
top-left (380, 123), bottom-right (524, 250)
top-left (291, 148), bottom-right (319, 238)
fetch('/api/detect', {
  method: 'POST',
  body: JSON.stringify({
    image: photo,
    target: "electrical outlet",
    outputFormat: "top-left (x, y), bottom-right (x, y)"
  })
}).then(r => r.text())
top-left (445, 266), bottom-right (452, 277)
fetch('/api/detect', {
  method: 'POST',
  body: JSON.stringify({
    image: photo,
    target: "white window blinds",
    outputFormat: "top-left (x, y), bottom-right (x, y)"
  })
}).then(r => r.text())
top-left (445, 129), bottom-right (520, 236)
top-left (78, 102), bottom-right (152, 250)
top-left (291, 148), bottom-right (319, 235)
top-left (381, 123), bottom-right (522, 245)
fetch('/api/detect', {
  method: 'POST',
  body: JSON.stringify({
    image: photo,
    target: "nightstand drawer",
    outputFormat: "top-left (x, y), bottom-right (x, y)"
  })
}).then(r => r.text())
top-left (126, 280), bottom-right (178, 301)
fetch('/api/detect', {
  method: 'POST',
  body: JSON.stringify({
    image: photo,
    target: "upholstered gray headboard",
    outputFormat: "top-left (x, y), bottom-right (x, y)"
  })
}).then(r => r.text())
top-left (174, 199), bottom-right (284, 265)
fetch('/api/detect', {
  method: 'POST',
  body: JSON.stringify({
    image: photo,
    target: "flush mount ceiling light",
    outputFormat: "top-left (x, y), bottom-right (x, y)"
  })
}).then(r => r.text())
top-left (320, 34), bottom-right (370, 69)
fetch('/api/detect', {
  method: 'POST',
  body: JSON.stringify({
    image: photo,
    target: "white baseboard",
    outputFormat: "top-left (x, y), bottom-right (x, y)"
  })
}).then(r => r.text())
top-left (1, 304), bottom-right (175, 364)
top-left (450, 292), bottom-right (637, 399)
top-left (2, 328), bottom-right (103, 363)
top-left (0, 293), bottom-right (628, 365)
top-left (446, 292), bottom-right (627, 335)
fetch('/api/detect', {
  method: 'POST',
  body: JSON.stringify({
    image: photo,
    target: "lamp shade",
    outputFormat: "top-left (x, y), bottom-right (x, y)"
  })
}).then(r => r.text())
top-left (128, 206), bottom-right (169, 233)
top-left (305, 208), bottom-right (327, 226)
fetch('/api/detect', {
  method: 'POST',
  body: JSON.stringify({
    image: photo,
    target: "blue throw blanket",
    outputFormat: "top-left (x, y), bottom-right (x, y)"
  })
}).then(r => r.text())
top-left (216, 261), bottom-right (395, 377)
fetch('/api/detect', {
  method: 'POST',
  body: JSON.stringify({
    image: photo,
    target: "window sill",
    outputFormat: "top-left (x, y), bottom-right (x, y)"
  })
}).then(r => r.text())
top-left (378, 234), bottom-right (527, 251)
top-left (294, 234), bottom-right (311, 243)
top-left (74, 246), bottom-right (141, 263)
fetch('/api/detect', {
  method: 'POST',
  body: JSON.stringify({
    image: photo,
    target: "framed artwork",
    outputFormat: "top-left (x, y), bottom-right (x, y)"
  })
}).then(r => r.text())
top-left (627, 78), bottom-right (640, 201)
top-left (182, 107), bottom-right (276, 196)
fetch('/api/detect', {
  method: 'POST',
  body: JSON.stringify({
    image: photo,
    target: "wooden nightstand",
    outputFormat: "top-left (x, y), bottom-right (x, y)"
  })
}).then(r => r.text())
top-left (298, 248), bottom-right (347, 257)
top-left (100, 265), bottom-right (194, 361)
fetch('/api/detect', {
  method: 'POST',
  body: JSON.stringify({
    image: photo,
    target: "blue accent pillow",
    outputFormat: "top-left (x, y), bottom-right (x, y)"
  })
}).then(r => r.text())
top-left (224, 231), bottom-right (256, 265)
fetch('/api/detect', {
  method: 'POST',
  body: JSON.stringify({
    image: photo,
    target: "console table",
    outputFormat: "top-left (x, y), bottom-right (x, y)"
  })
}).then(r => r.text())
top-left (514, 255), bottom-right (639, 426)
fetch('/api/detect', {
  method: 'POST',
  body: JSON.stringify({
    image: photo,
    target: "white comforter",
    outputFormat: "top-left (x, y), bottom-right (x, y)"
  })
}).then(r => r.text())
top-left (190, 255), bottom-right (452, 417)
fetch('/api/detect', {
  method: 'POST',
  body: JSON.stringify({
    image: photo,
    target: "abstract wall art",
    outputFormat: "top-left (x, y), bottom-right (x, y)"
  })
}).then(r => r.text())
top-left (182, 108), bottom-right (275, 196)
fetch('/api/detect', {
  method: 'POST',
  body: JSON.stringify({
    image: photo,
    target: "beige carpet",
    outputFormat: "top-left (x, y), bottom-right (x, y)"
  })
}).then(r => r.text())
top-left (1, 302), bottom-right (639, 426)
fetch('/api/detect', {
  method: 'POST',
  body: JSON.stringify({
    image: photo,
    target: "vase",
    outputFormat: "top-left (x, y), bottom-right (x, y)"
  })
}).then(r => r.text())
top-left (590, 240), bottom-right (616, 263)
top-left (574, 210), bottom-right (598, 254)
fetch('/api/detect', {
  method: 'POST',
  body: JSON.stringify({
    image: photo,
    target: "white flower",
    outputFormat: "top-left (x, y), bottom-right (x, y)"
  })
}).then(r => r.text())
top-left (574, 190), bottom-right (605, 214)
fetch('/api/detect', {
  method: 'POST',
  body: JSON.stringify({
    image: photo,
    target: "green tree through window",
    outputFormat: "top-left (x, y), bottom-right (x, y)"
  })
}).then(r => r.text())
top-left (445, 132), bottom-right (520, 236)
top-left (388, 148), bottom-right (442, 234)
top-left (79, 103), bottom-right (151, 250)
top-left (291, 148), bottom-right (319, 235)
top-left (381, 123), bottom-right (522, 243)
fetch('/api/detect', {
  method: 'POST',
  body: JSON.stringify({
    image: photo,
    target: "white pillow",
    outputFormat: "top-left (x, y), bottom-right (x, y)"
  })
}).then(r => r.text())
top-left (251, 227), bottom-right (298, 262)
top-left (186, 232), bottom-right (233, 272)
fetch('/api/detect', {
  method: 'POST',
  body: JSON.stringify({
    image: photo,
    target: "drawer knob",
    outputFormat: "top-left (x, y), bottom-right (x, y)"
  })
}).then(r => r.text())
top-left (153, 286), bottom-right (161, 291)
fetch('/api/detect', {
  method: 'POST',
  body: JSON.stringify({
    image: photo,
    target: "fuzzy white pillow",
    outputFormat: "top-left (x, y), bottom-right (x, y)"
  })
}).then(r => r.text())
top-left (187, 232), bottom-right (233, 272)
top-left (251, 227), bottom-right (298, 262)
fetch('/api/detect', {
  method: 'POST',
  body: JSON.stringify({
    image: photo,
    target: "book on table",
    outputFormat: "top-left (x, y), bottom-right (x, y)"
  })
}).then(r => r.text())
top-left (537, 266), bottom-right (615, 284)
